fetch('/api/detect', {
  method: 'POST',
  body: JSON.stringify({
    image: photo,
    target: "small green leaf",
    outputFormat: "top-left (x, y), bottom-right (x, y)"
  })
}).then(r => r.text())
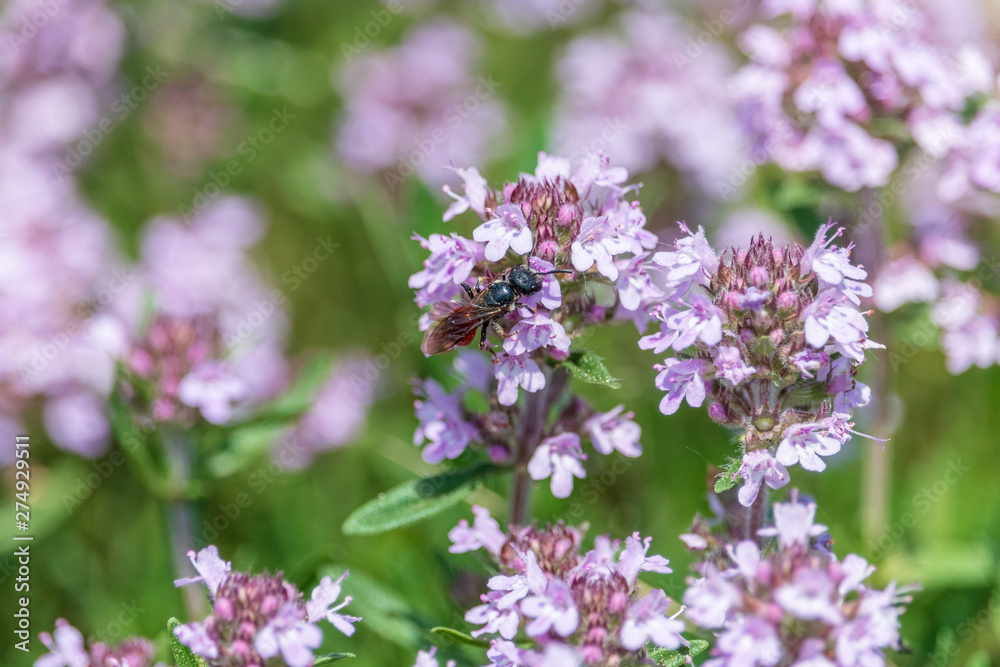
top-left (342, 463), bottom-right (496, 535)
top-left (714, 464), bottom-right (738, 494)
top-left (649, 639), bottom-right (710, 666)
top-left (561, 351), bottom-right (621, 389)
top-left (430, 627), bottom-right (492, 648)
top-left (168, 618), bottom-right (207, 667)
top-left (314, 653), bottom-right (356, 665)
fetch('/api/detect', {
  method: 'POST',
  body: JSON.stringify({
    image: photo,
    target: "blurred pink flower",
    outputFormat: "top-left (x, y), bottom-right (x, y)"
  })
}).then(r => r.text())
top-left (335, 20), bottom-right (509, 191)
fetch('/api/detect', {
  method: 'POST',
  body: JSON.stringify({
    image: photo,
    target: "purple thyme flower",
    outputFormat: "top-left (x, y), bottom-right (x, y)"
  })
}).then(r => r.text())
top-left (503, 313), bottom-right (571, 358)
top-left (663, 292), bottom-right (725, 351)
top-left (712, 346), bottom-right (757, 386)
top-left (583, 404), bottom-right (642, 457)
top-left (654, 358), bottom-right (710, 415)
top-left (474, 204), bottom-right (535, 262)
top-left (494, 354), bottom-right (546, 407)
top-left (521, 578), bottom-right (580, 637)
top-left (174, 545), bottom-right (231, 595)
top-left (570, 215), bottom-right (631, 281)
top-left (177, 360), bottom-right (248, 424)
top-left (449, 504), bottom-right (508, 557)
top-left (528, 433), bottom-right (587, 498)
top-left (736, 450), bottom-right (789, 507)
top-left (774, 419), bottom-right (848, 473)
top-left (306, 572), bottom-right (362, 636)
top-left (442, 166), bottom-right (488, 221)
top-left (651, 222), bottom-right (719, 291)
top-left (757, 497), bottom-right (828, 550)
top-left (36, 619), bottom-right (90, 667)
top-left (409, 233), bottom-right (486, 308)
top-left (619, 588), bottom-right (684, 651)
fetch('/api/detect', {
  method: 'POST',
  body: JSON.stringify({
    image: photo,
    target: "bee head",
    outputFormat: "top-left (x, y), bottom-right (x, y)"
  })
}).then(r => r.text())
top-left (508, 265), bottom-right (542, 296)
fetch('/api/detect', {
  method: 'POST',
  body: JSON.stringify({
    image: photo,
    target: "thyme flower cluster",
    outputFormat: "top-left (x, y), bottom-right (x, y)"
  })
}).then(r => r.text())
top-left (450, 507), bottom-right (685, 666)
top-left (641, 223), bottom-right (880, 505)
top-left (681, 493), bottom-right (913, 666)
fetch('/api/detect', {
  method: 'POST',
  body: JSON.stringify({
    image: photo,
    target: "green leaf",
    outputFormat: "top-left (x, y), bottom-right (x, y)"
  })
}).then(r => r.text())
top-left (168, 618), bottom-right (207, 667)
top-left (342, 463), bottom-right (496, 535)
top-left (714, 459), bottom-right (740, 494)
top-left (430, 627), bottom-right (492, 648)
top-left (313, 653), bottom-right (356, 665)
top-left (561, 351), bottom-right (621, 389)
top-left (649, 639), bottom-right (710, 666)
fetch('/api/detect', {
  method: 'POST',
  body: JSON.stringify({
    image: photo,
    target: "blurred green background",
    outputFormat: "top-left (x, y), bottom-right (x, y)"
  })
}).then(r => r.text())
top-left (3, 1), bottom-right (1000, 666)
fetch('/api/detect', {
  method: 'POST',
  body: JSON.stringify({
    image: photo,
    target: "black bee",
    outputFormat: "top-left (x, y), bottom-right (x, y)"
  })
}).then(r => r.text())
top-left (421, 263), bottom-right (572, 356)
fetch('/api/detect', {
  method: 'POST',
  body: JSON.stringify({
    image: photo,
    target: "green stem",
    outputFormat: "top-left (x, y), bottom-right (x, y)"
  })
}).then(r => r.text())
top-left (509, 366), bottom-right (569, 525)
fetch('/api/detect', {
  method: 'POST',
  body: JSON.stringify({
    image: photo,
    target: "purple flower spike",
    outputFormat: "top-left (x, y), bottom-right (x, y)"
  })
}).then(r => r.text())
top-left (474, 204), bottom-right (534, 262)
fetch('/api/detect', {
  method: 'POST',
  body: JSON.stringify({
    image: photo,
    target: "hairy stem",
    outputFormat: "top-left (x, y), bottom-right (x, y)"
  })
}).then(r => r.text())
top-left (747, 484), bottom-right (769, 545)
top-left (509, 366), bottom-right (569, 525)
top-left (165, 431), bottom-right (209, 619)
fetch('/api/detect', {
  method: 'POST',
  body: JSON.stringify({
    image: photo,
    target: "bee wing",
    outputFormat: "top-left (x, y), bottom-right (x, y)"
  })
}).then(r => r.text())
top-left (421, 300), bottom-right (506, 355)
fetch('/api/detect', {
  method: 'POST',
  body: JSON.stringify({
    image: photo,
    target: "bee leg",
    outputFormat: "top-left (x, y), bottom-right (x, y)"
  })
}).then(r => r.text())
top-left (515, 301), bottom-right (537, 316)
top-left (492, 321), bottom-right (514, 339)
top-left (479, 326), bottom-right (501, 363)
top-left (461, 283), bottom-right (475, 300)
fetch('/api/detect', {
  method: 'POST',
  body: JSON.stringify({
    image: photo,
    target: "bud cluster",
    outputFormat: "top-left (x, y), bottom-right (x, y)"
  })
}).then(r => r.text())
top-left (641, 222), bottom-right (881, 505)
top-left (37, 619), bottom-right (157, 667)
top-left (173, 546), bottom-right (359, 667)
top-left (122, 314), bottom-right (247, 426)
top-left (449, 507), bottom-right (685, 666)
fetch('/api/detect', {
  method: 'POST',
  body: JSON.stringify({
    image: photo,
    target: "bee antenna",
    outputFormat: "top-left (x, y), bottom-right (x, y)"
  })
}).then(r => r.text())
top-left (536, 269), bottom-right (574, 276)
